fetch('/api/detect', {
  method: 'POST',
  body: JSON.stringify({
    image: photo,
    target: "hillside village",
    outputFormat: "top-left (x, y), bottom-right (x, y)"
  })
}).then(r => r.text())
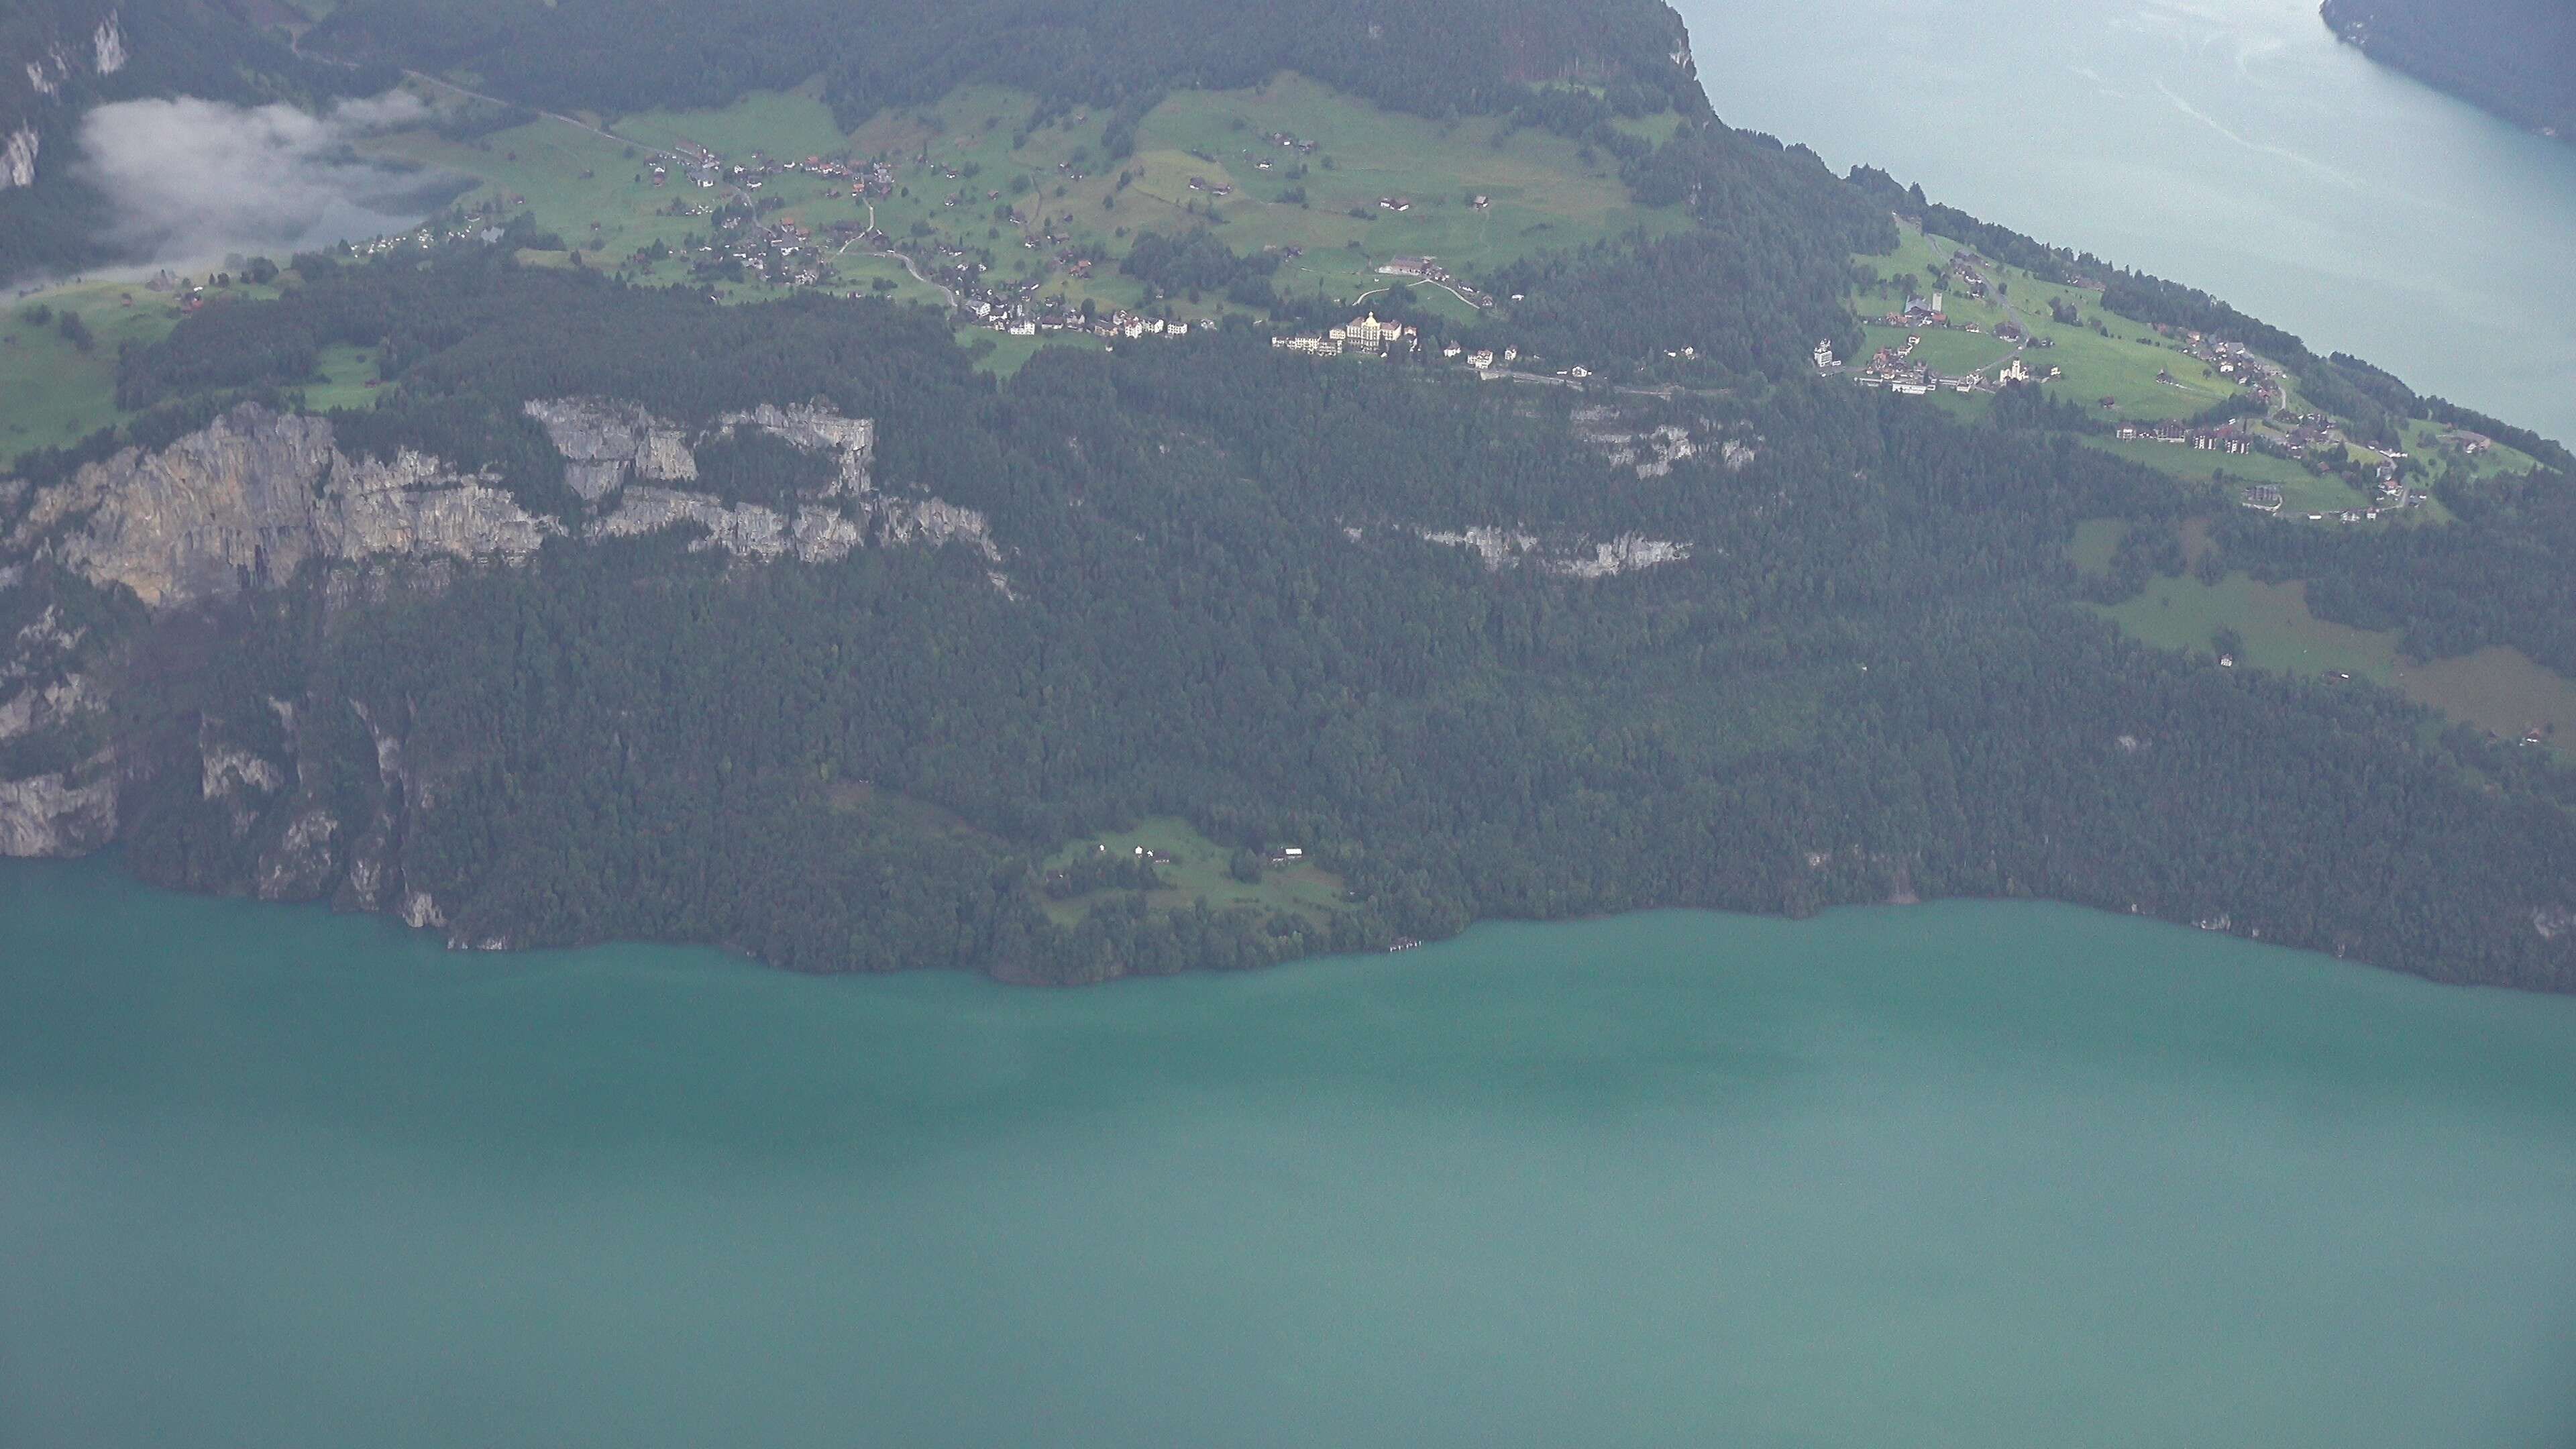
top-left (1819, 238), bottom-right (2526, 525)
top-left (583, 131), bottom-right (1601, 372)
top-left (12, 76), bottom-right (2544, 540)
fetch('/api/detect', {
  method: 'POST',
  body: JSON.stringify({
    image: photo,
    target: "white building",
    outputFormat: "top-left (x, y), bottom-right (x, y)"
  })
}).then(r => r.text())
top-left (1338, 312), bottom-right (1413, 354)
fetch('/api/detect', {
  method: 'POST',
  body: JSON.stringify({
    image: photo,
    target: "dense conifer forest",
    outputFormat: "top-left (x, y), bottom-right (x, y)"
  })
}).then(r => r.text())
top-left (4, 0), bottom-right (2572, 989)
top-left (308, 0), bottom-right (1703, 133)
top-left (9, 250), bottom-right (2566, 989)
top-left (2322, 0), bottom-right (2576, 140)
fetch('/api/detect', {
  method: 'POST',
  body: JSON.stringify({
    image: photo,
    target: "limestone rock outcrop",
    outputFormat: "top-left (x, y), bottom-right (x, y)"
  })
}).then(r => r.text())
top-left (1, 125), bottom-right (35, 190)
top-left (1415, 525), bottom-right (1688, 578)
top-left (0, 393), bottom-right (1002, 896)
top-left (525, 396), bottom-right (989, 566)
top-left (0, 761), bottom-right (115, 857)
top-left (10, 406), bottom-right (557, 608)
top-left (523, 398), bottom-right (701, 501)
top-left (0, 604), bottom-right (115, 856)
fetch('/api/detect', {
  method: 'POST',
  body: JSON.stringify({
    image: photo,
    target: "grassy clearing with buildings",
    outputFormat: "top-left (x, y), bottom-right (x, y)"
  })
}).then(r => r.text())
top-left (2, 281), bottom-right (191, 451)
top-left (1040, 817), bottom-right (1353, 930)
top-left (366, 72), bottom-right (1686, 370)
top-left (2074, 517), bottom-right (2572, 748)
top-left (1847, 217), bottom-right (2552, 533)
top-left (2090, 437), bottom-right (2370, 515)
top-left (1851, 219), bottom-right (2246, 421)
top-left (1132, 75), bottom-right (1685, 307)
top-left (4, 69), bottom-right (1683, 447)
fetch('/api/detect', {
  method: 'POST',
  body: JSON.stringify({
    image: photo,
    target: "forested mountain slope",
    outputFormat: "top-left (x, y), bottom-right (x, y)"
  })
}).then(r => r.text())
top-left (6, 257), bottom-right (2571, 988)
top-left (2323, 0), bottom-right (2576, 140)
top-left (309, 0), bottom-right (1703, 131)
top-left (3, 0), bottom-right (2573, 990)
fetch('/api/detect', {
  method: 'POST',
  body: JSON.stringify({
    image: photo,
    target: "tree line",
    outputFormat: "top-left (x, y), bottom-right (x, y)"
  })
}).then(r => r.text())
top-left (32, 256), bottom-right (2569, 989)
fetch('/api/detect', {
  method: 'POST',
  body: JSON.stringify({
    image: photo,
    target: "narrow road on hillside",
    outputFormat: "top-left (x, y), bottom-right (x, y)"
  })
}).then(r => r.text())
top-left (294, 33), bottom-right (677, 162)
top-left (394, 68), bottom-right (672, 159)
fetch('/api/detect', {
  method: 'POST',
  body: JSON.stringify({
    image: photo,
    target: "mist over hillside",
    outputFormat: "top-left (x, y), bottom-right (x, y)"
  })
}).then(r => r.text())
top-left (1, 0), bottom-right (390, 284)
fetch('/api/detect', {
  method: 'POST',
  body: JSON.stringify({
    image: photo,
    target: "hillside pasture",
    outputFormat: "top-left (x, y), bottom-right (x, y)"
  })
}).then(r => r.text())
top-left (3, 277), bottom-right (292, 460)
top-left (1854, 219), bottom-right (2255, 423)
top-left (2084, 437), bottom-right (2370, 515)
top-left (2098, 571), bottom-right (2576, 747)
top-left (365, 72), bottom-right (1692, 340)
top-left (1042, 816), bottom-right (1351, 928)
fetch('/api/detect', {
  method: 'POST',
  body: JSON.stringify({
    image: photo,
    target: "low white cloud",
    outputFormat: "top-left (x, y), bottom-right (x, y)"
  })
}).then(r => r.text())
top-left (75, 91), bottom-right (457, 269)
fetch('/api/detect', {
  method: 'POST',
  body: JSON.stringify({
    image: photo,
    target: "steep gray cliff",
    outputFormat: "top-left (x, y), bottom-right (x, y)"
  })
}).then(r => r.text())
top-left (7, 399), bottom-right (985, 611)
top-left (524, 396), bottom-right (991, 566)
top-left (0, 604), bottom-right (113, 857)
top-left (0, 396), bottom-right (1000, 920)
top-left (1, 3), bottom-right (123, 192)
top-left (11, 407), bottom-right (557, 608)
top-left (522, 398), bottom-right (702, 501)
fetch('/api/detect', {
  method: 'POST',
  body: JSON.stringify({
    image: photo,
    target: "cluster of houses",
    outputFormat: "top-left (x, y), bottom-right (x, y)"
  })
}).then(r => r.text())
top-left (2166, 329), bottom-right (2286, 408)
top-left (963, 290), bottom-right (1198, 341)
top-left (2113, 421), bottom-right (2257, 453)
top-left (1869, 293), bottom-right (2051, 351)
top-left (1854, 337), bottom-right (2009, 399)
top-left (1375, 256), bottom-right (1494, 309)
top-left (682, 213), bottom-right (834, 287)
top-left (1267, 313), bottom-right (1573, 379)
top-left (655, 142), bottom-right (894, 200)
top-left (1841, 334), bottom-right (2033, 396)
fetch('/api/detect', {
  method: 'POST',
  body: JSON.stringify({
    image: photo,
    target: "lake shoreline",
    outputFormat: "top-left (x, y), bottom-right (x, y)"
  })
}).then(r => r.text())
top-left (7, 853), bottom-right (2574, 1448)
top-left (23, 849), bottom-right (2570, 1000)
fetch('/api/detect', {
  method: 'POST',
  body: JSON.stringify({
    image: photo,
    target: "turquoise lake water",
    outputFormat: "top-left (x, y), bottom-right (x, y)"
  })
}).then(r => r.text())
top-left (1680, 0), bottom-right (2576, 443)
top-left (9, 5), bottom-right (2576, 1440)
top-left (4, 859), bottom-right (2573, 1447)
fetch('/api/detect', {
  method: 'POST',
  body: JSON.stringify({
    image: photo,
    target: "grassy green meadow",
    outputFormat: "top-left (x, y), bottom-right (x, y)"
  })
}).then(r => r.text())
top-left (369, 72), bottom-right (1686, 350)
top-left (1041, 816), bottom-right (1352, 928)
top-left (1854, 221), bottom-right (2247, 422)
top-left (2086, 436), bottom-right (2371, 514)
top-left (2098, 570), bottom-right (2575, 747)
top-left (3, 282), bottom-right (190, 451)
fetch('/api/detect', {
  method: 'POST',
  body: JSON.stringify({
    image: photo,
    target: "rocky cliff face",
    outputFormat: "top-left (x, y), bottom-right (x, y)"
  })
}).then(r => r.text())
top-left (0, 604), bottom-right (113, 857)
top-left (1, 125), bottom-right (35, 190)
top-left (523, 397), bottom-right (702, 501)
top-left (11, 407), bottom-right (557, 608)
top-left (1413, 525), bottom-right (1690, 578)
top-left (8, 398), bottom-right (981, 610)
top-left (0, 396), bottom-right (1000, 913)
top-left (2, 4), bottom-right (121, 191)
top-left (525, 396), bottom-right (992, 567)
